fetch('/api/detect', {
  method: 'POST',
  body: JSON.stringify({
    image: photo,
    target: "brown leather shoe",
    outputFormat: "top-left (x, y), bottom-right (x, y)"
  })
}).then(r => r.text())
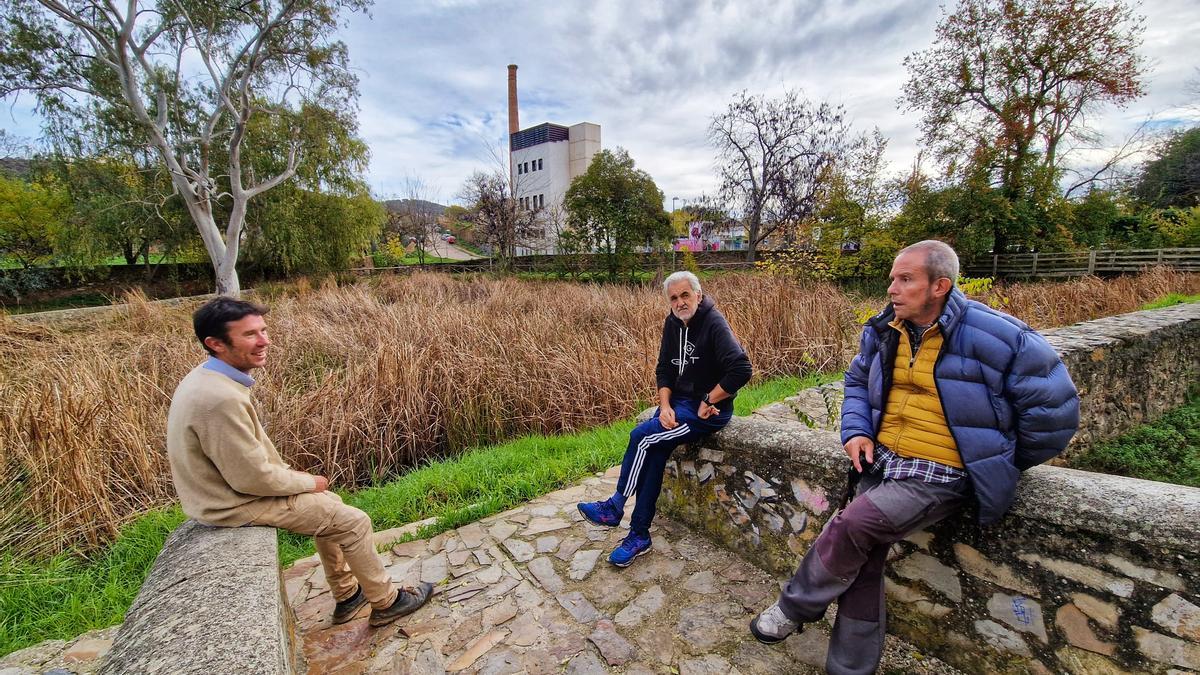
top-left (369, 582), bottom-right (434, 628)
top-left (331, 586), bottom-right (367, 624)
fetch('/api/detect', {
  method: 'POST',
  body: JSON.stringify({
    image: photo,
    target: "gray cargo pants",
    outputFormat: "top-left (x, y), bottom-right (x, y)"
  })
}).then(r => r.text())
top-left (777, 470), bottom-right (970, 675)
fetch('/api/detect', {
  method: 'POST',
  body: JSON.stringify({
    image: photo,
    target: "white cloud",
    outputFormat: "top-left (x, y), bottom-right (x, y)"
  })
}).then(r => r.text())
top-left (5, 0), bottom-right (1199, 204)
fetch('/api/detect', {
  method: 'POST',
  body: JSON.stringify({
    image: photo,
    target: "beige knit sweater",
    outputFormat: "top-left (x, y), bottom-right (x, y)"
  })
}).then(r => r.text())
top-left (166, 365), bottom-right (316, 526)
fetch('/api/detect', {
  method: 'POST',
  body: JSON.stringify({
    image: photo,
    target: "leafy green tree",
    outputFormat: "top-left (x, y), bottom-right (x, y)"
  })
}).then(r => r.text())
top-left (0, 173), bottom-right (69, 268)
top-left (1132, 207), bottom-right (1200, 248)
top-left (889, 164), bottom-right (1008, 260)
top-left (901, 0), bottom-right (1146, 253)
top-left (804, 130), bottom-right (901, 278)
top-left (563, 148), bottom-right (671, 282)
top-left (1132, 127), bottom-right (1200, 209)
top-left (1066, 189), bottom-right (1142, 249)
top-left (0, 0), bottom-right (371, 295)
top-left (242, 188), bottom-right (382, 276)
top-left (239, 103), bottom-right (382, 275)
top-left (49, 155), bottom-right (195, 271)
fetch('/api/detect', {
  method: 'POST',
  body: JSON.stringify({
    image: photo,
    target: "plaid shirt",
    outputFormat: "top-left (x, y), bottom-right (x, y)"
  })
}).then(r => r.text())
top-left (870, 445), bottom-right (967, 484)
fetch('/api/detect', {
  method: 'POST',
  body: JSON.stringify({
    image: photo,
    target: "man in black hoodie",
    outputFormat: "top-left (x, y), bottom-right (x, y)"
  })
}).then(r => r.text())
top-left (578, 271), bottom-right (753, 567)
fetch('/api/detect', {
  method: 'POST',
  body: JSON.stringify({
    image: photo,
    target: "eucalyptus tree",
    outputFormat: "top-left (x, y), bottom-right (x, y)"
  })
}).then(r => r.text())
top-left (0, 0), bottom-right (371, 295)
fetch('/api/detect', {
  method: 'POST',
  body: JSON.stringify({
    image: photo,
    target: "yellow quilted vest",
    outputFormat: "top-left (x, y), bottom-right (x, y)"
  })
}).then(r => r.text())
top-left (875, 319), bottom-right (963, 468)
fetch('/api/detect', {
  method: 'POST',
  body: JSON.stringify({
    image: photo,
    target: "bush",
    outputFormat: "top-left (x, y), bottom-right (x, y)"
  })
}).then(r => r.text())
top-left (1073, 400), bottom-right (1200, 487)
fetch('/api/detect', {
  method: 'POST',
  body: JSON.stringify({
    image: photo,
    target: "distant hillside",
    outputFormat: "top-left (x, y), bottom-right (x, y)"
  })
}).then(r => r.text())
top-left (383, 198), bottom-right (446, 216)
top-left (0, 157), bottom-right (32, 177)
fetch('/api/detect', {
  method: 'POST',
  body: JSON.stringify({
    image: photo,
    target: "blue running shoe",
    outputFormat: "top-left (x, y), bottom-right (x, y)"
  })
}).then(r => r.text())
top-left (577, 499), bottom-right (622, 527)
top-left (608, 531), bottom-right (652, 567)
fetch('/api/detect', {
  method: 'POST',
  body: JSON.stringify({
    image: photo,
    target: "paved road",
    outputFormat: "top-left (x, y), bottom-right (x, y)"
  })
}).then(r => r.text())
top-left (427, 238), bottom-right (480, 261)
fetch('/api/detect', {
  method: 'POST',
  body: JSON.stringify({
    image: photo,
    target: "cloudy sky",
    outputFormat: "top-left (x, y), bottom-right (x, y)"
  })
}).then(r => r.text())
top-left (4, 0), bottom-right (1199, 206)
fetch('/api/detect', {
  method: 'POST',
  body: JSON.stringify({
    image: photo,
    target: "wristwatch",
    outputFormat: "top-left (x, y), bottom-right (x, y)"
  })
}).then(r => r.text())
top-left (702, 393), bottom-right (713, 406)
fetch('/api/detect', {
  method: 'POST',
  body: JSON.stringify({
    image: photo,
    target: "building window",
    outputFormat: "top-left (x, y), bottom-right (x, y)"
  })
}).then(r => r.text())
top-left (538, 158), bottom-right (543, 171)
top-left (538, 194), bottom-right (545, 208)
top-left (524, 162), bottom-right (529, 173)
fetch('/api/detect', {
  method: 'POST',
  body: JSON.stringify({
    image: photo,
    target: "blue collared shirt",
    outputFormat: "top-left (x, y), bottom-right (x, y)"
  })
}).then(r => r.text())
top-left (202, 356), bottom-right (256, 388)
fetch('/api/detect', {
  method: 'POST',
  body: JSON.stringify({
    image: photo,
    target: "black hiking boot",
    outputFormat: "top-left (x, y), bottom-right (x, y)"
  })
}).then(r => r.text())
top-left (331, 585), bottom-right (367, 624)
top-left (369, 582), bottom-right (435, 628)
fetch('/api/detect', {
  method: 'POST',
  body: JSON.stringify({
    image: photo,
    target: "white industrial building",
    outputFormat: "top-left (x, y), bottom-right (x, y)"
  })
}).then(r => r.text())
top-left (507, 65), bottom-right (601, 254)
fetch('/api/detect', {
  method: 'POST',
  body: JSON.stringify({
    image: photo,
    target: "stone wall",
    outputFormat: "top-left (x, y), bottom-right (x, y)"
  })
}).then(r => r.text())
top-left (99, 520), bottom-right (301, 674)
top-left (660, 303), bottom-right (1200, 673)
top-left (1044, 301), bottom-right (1200, 457)
top-left (756, 301), bottom-right (1200, 462)
top-left (658, 416), bottom-right (1200, 674)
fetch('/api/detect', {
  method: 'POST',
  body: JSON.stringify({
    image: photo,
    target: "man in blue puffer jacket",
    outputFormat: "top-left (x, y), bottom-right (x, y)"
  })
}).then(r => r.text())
top-left (750, 240), bottom-right (1079, 674)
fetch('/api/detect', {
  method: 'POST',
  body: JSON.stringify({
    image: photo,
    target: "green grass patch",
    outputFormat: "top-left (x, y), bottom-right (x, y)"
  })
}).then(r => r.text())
top-left (0, 372), bottom-right (829, 655)
top-left (370, 253), bottom-right (459, 267)
top-left (731, 372), bottom-right (841, 416)
top-left (0, 507), bottom-right (186, 656)
top-left (1072, 397), bottom-right (1200, 487)
top-left (1141, 293), bottom-right (1200, 310)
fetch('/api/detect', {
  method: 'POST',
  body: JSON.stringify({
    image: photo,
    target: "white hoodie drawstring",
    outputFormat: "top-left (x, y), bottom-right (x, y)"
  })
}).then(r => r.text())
top-left (678, 326), bottom-right (689, 376)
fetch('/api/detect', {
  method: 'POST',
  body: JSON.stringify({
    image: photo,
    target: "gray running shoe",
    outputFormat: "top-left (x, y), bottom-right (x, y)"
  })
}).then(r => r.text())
top-left (749, 601), bottom-right (801, 644)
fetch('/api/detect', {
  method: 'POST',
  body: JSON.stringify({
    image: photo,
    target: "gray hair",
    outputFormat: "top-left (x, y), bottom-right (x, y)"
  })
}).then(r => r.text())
top-left (899, 240), bottom-right (959, 285)
top-left (663, 270), bottom-right (702, 295)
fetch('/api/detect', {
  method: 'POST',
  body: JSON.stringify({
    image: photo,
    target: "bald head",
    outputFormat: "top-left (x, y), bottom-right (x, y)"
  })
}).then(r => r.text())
top-left (897, 240), bottom-right (959, 285)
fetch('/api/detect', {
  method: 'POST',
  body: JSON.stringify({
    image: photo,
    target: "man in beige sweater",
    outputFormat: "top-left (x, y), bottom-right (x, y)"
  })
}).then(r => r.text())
top-left (167, 297), bottom-right (431, 627)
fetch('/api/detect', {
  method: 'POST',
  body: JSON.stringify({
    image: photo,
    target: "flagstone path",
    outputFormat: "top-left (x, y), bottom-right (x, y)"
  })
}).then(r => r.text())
top-left (288, 467), bottom-right (962, 675)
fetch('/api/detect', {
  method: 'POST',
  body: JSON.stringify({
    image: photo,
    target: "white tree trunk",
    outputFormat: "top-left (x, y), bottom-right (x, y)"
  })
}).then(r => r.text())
top-left (215, 261), bottom-right (241, 297)
top-left (177, 190), bottom-right (242, 297)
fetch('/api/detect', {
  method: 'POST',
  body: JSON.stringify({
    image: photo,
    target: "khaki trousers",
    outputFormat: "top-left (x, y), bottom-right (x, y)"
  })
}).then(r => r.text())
top-left (249, 491), bottom-right (398, 609)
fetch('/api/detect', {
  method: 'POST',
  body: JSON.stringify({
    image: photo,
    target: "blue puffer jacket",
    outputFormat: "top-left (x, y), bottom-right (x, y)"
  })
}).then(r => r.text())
top-left (841, 288), bottom-right (1080, 524)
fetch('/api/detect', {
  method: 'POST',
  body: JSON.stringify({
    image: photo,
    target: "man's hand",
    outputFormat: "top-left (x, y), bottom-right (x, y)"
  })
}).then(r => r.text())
top-left (844, 437), bottom-right (875, 473)
top-left (698, 401), bottom-right (720, 419)
top-left (659, 405), bottom-right (678, 429)
top-left (311, 475), bottom-right (329, 492)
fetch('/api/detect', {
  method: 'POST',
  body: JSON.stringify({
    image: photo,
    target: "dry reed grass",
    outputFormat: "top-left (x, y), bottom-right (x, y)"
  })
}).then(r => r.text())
top-left (2, 268), bottom-right (1197, 557)
top-left (0, 272), bottom-right (857, 556)
top-left (987, 266), bottom-right (1200, 329)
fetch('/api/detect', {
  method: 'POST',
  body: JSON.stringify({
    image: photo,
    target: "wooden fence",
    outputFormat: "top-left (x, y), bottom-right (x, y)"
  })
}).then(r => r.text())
top-left (350, 251), bottom-right (760, 276)
top-left (965, 247), bottom-right (1200, 279)
top-left (353, 247), bottom-right (1200, 280)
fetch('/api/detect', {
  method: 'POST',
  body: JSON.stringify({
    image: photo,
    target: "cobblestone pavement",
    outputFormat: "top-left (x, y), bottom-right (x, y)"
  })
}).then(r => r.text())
top-left (288, 467), bottom-right (963, 675)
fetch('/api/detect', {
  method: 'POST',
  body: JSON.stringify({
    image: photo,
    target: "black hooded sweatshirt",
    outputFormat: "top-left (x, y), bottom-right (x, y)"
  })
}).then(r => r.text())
top-left (654, 295), bottom-right (753, 401)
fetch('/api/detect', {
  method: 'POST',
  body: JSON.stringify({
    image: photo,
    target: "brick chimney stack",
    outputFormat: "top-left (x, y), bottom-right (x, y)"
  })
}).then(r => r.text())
top-left (507, 64), bottom-right (519, 135)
